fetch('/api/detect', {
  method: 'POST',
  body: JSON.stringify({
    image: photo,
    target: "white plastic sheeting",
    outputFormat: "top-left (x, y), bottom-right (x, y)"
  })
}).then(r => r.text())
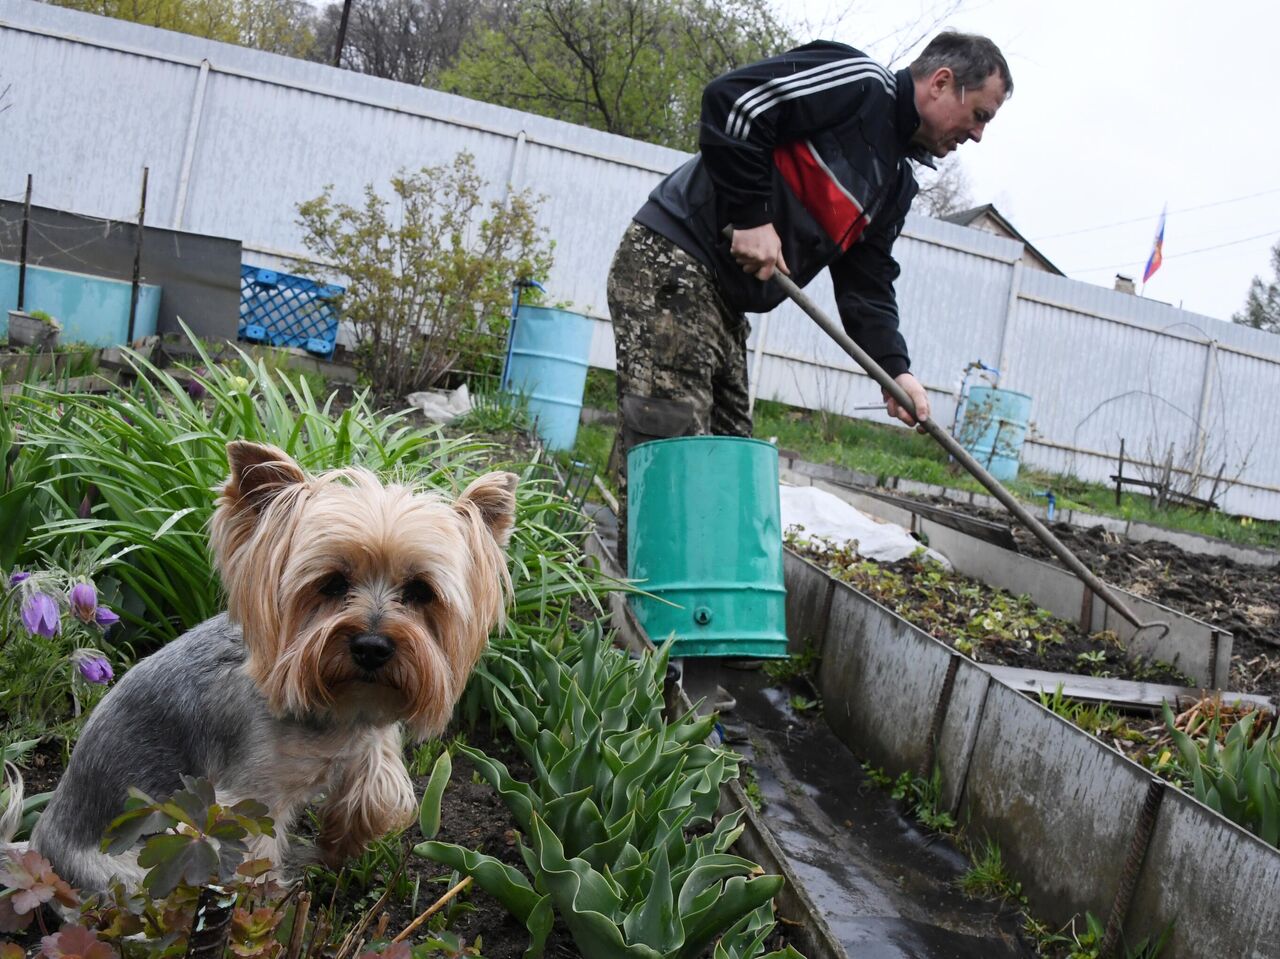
top-left (779, 484), bottom-right (950, 568)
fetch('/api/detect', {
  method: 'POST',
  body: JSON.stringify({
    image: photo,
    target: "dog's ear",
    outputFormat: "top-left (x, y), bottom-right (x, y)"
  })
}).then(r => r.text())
top-left (456, 471), bottom-right (518, 547)
top-left (222, 441), bottom-right (307, 514)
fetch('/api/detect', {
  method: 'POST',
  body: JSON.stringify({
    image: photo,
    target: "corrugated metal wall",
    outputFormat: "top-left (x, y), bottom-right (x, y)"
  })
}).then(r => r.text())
top-left (3, 0), bottom-right (1279, 517)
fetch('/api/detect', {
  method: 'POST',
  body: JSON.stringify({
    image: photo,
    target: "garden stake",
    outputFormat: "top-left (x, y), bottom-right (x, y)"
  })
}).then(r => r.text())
top-left (392, 875), bottom-right (473, 943)
top-left (285, 891), bottom-right (311, 959)
top-left (743, 244), bottom-right (1170, 641)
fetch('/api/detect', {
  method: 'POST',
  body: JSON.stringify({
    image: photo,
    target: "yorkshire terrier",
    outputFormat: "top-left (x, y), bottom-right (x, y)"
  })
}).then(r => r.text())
top-left (29, 441), bottom-right (517, 892)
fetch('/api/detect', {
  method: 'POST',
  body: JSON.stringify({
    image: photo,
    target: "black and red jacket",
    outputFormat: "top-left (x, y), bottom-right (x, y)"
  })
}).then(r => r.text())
top-left (634, 41), bottom-right (930, 377)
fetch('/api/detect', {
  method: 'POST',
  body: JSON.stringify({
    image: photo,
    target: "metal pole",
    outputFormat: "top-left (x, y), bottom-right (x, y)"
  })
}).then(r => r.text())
top-left (128, 167), bottom-right (149, 344)
top-left (17, 174), bottom-right (31, 311)
top-left (758, 257), bottom-right (1166, 637)
top-left (332, 0), bottom-right (353, 68)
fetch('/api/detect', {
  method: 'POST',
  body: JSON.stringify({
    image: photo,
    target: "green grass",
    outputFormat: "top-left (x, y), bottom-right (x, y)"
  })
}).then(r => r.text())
top-left (574, 370), bottom-right (1280, 549)
top-left (958, 836), bottom-right (1022, 902)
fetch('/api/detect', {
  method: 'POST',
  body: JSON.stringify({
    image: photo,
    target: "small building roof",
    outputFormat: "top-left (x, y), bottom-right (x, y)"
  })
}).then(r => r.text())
top-left (941, 204), bottom-right (1064, 275)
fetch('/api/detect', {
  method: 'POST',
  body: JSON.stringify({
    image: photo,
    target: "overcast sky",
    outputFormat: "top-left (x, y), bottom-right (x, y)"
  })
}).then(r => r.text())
top-left (796, 0), bottom-right (1277, 323)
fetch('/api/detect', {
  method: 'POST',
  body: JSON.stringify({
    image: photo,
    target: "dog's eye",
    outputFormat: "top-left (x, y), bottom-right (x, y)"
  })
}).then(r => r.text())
top-left (319, 573), bottom-right (350, 598)
top-left (402, 579), bottom-right (436, 606)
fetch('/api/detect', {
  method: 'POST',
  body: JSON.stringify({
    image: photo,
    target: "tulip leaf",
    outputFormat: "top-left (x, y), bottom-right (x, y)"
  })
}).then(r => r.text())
top-left (418, 749), bottom-right (452, 840)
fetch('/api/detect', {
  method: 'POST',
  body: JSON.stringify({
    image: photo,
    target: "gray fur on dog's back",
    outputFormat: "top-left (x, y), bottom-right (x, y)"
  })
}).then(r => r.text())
top-left (31, 614), bottom-right (272, 889)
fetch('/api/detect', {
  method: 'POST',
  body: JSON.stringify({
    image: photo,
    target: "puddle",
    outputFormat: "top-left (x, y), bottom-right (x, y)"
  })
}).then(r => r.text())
top-left (719, 667), bottom-right (1033, 959)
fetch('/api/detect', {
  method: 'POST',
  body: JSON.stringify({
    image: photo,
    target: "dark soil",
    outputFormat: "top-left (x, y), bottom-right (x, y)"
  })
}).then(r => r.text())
top-left (790, 539), bottom-right (1193, 686)
top-left (327, 725), bottom-right (583, 959)
top-left (898, 492), bottom-right (1280, 701)
top-left (8, 724), bottom-right (581, 957)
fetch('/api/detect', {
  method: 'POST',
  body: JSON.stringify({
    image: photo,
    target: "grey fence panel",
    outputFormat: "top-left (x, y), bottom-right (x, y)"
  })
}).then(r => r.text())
top-left (5, 0), bottom-right (1280, 517)
top-left (1127, 786), bottom-right (1280, 958)
top-left (0, 20), bottom-right (195, 219)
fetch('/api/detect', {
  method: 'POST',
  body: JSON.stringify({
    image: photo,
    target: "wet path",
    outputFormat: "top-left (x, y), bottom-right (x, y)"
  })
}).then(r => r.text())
top-left (718, 666), bottom-right (1033, 959)
top-left (586, 506), bottom-right (1033, 958)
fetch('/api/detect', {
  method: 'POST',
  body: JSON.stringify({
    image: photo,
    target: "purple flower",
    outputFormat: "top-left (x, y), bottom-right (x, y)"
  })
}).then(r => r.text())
top-left (71, 650), bottom-right (114, 685)
top-left (94, 606), bottom-right (120, 630)
top-left (186, 376), bottom-right (208, 400)
top-left (20, 593), bottom-right (60, 638)
top-left (69, 582), bottom-right (98, 623)
top-left (7, 571), bottom-right (29, 587)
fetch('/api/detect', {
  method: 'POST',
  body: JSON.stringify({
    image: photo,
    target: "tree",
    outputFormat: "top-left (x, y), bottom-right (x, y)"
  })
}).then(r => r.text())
top-left (439, 0), bottom-right (795, 152)
top-left (1233, 239), bottom-right (1280, 334)
top-left (912, 156), bottom-right (972, 218)
top-left (309, 0), bottom-right (494, 85)
top-left (48, 0), bottom-right (317, 56)
top-left (295, 152), bottom-right (555, 398)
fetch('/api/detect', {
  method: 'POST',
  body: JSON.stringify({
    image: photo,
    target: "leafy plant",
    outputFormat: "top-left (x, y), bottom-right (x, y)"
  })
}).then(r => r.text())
top-left (1163, 699), bottom-right (1280, 846)
top-left (452, 387), bottom-right (533, 436)
top-left (295, 152), bottom-right (554, 398)
top-left (957, 837), bottom-right (1020, 902)
top-left (11, 333), bottom-right (605, 658)
top-left (1, 569), bottom-right (122, 740)
top-left (416, 623), bottom-right (799, 959)
top-left (891, 764), bottom-right (956, 833)
top-left (102, 776), bottom-right (274, 898)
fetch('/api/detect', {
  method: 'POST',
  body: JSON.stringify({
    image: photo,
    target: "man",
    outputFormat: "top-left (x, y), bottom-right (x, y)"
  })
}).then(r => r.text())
top-left (607, 31), bottom-right (1012, 563)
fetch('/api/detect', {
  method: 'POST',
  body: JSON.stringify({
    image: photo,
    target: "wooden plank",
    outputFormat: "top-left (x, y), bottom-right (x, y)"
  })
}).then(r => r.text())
top-left (846, 485), bottom-right (1018, 550)
top-left (979, 663), bottom-right (1274, 713)
top-left (1, 371), bottom-right (118, 396)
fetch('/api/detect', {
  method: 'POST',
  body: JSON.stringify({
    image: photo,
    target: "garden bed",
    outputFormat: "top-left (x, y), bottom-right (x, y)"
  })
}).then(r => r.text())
top-left (781, 549), bottom-right (1280, 958)
top-left (886, 489), bottom-right (1280, 700)
top-left (786, 535), bottom-right (1191, 687)
top-left (1, 352), bottom-right (802, 959)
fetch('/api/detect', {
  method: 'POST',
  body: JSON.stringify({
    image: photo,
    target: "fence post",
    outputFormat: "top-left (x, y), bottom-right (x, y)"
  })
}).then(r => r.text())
top-left (504, 130), bottom-right (528, 203)
top-left (1189, 338), bottom-right (1218, 496)
top-left (16, 174), bottom-right (31, 311)
top-left (171, 58), bottom-right (211, 231)
top-left (747, 311), bottom-right (772, 415)
top-left (127, 167), bottom-right (149, 344)
top-left (995, 258), bottom-right (1023, 382)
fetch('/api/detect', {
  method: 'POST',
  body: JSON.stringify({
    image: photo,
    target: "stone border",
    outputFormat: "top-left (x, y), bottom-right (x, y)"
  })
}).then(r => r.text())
top-left (785, 549), bottom-right (1280, 957)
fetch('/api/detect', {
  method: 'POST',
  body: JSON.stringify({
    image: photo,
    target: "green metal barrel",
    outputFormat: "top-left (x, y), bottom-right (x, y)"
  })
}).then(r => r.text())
top-left (627, 436), bottom-right (788, 658)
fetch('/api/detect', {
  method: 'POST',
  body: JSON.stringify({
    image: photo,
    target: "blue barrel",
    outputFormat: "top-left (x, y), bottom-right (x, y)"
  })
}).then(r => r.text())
top-left (957, 386), bottom-right (1033, 481)
top-left (502, 306), bottom-right (593, 451)
top-left (627, 437), bottom-right (788, 659)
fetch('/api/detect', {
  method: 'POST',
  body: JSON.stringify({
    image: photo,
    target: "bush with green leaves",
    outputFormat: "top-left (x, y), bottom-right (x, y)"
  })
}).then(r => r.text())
top-left (296, 151), bottom-right (554, 399)
top-left (1163, 700), bottom-right (1280, 846)
top-left (416, 622), bottom-right (801, 959)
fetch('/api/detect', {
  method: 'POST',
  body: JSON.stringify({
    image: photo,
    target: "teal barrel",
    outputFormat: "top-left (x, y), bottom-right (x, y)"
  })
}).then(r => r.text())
top-left (502, 305), bottom-right (593, 451)
top-left (957, 386), bottom-right (1033, 482)
top-left (627, 436), bottom-right (788, 658)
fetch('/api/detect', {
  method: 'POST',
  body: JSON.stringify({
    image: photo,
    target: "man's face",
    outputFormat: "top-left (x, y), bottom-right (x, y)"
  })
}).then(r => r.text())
top-left (913, 69), bottom-right (1007, 158)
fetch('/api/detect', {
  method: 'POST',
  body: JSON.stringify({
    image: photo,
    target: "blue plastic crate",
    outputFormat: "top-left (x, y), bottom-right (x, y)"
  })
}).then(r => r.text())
top-left (238, 265), bottom-right (343, 357)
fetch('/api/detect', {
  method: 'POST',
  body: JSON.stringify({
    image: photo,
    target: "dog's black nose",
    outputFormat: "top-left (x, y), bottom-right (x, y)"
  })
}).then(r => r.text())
top-left (350, 633), bottom-right (394, 671)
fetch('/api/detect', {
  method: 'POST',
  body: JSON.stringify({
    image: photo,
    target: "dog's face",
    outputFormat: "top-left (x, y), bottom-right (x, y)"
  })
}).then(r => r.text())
top-left (209, 441), bottom-right (517, 739)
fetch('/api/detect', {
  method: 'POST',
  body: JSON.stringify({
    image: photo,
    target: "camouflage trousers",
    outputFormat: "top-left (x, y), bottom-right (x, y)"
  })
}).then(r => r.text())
top-left (606, 221), bottom-right (752, 568)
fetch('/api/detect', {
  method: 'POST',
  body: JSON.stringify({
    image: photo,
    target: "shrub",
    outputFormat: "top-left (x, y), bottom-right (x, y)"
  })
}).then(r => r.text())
top-left (296, 151), bottom-right (554, 399)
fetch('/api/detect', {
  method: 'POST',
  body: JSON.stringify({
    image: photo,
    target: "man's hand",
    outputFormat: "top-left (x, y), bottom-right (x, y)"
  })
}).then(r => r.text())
top-left (884, 372), bottom-right (930, 431)
top-left (730, 224), bottom-right (789, 281)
